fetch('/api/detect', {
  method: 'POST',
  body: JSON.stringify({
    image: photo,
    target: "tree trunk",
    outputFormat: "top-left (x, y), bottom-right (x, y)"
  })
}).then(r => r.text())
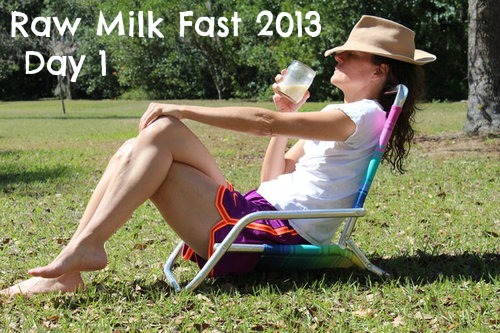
top-left (465, 0), bottom-right (500, 135)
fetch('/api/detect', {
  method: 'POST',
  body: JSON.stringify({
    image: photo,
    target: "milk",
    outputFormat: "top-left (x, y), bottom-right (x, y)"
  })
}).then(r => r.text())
top-left (278, 60), bottom-right (315, 104)
top-left (279, 84), bottom-right (309, 103)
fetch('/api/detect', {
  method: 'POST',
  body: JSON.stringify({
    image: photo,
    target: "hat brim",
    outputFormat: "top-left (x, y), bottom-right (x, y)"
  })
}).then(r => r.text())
top-left (324, 43), bottom-right (436, 65)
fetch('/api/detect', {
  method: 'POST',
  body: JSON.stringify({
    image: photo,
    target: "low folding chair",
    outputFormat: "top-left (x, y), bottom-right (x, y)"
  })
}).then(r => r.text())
top-left (164, 84), bottom-right (409, 292)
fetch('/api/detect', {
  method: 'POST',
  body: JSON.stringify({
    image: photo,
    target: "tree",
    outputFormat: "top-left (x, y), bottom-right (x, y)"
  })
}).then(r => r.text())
top-left (0, 0), bottom-right (473, 102)
top-left (465, 0), bottom-right (500, 135)
top-left (0, 0), bottom-right (55, 100)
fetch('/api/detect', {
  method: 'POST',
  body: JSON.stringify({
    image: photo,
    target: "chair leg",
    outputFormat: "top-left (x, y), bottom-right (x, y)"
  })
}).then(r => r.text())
top-left (338, 217), bottom-right (357, 247)
top-left (164, 241), bottom-right (184, 292)
top-left (346, 239), bottom-right (390, 277)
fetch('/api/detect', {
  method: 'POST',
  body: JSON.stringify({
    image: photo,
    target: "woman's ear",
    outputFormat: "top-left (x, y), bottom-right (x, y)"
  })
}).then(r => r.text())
top-left (375, 63), bottom-right (389, 78)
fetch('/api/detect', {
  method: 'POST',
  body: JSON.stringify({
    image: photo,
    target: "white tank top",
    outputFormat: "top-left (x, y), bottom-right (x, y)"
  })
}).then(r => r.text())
top-left (257, 99), bottom-right (386, 245)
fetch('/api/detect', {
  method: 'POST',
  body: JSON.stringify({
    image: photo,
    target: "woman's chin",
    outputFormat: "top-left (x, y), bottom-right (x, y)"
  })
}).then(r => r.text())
top-left (330, 77), bottom-right (343, 90)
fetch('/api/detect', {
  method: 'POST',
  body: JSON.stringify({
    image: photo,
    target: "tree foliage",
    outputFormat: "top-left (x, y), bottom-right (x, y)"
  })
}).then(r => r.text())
top-left (0, 0), bottom-right (53, 99)
top-left (0, 0), bottom-right (468, 102)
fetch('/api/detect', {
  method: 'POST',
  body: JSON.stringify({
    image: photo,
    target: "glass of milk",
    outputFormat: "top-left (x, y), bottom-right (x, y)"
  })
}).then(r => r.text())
top-left (278, 60), bottom-right (316, 103)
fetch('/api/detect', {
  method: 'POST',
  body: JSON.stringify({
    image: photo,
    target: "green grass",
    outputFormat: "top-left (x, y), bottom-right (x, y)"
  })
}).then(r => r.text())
top-left (0, 99), bottom-right (498, 332)
top-left (416, 102), bottom-right (468, 134)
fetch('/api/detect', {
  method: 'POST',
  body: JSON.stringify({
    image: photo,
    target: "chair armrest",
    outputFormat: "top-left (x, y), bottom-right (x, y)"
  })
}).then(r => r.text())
top-left (236, 208), bottom-right (365, 223)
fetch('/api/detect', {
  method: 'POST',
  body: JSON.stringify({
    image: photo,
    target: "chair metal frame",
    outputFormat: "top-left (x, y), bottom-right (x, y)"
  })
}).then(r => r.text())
top-left (164, 84), bottom-right (409, 292)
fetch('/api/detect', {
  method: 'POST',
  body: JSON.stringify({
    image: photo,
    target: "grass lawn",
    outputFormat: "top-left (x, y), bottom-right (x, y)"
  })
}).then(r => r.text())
top-left (0, 99), bottom-right (498, 332)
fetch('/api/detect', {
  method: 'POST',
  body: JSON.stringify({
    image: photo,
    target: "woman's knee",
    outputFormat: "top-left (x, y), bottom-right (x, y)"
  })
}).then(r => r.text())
top-left (108, 118), bottom-right (185, 167)
top-left (139, 116), bottom-right (186, 143)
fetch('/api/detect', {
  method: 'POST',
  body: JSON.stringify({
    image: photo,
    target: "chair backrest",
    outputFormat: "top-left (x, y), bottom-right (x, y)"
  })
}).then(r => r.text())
top-left (352, 84), bottom-right (408, 208)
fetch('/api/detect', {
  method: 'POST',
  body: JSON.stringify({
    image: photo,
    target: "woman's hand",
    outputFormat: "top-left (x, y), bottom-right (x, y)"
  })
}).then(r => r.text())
top-left (138, 103), bottom-right (182, 131)
top-left (272, 69), bottom-right (310, 113)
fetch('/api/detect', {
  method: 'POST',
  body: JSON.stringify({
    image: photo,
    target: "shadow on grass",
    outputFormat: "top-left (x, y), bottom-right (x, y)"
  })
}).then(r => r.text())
top-left (85, 251), bottom-right (498, 299)
top-left (0, 151), bottom-right (74, 193)
top-left (199, 251), bottom-right (499, 294)
top-left (374, 251), bottom-right (499, 284)
top-left (1, 166), bottom-right (70, 182)
top-left (37, 251), bottom-right (498, 309)
top-left (0, 167), bottom-right (73, 196)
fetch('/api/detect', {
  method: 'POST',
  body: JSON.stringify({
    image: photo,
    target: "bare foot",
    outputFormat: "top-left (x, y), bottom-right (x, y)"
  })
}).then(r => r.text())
top-left (28, 240), bottom-right (108, 278)
top-left (0, 272), bottom-right (84, 297)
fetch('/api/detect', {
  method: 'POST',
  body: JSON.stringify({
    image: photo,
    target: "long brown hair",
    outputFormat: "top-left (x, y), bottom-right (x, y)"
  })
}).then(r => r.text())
top-left (372, 55), bottom-right (425, 173)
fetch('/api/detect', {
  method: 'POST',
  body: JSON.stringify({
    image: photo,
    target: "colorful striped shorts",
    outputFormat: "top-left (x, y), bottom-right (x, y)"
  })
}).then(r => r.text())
top-left (182, 184), bottom-right (309, 276)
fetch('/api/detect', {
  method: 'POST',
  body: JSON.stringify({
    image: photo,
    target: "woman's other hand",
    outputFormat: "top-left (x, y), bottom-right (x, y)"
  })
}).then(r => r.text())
top-left (272, 69), bottom-right (310, 113)
top-left (139, 103), bottom-right (182, 131)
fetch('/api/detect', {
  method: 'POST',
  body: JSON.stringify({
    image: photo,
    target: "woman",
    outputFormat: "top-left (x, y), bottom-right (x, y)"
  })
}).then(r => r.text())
top-left (1, 15), bottom-right (435, 296)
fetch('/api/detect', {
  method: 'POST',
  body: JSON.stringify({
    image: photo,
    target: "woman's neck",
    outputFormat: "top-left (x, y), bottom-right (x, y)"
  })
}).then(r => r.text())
top-left (343, 91), bottom-right (379, 103)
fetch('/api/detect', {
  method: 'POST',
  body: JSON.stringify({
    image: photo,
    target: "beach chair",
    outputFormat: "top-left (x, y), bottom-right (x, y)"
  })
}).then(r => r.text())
top-left (164, 84), bottom-right (409, 292)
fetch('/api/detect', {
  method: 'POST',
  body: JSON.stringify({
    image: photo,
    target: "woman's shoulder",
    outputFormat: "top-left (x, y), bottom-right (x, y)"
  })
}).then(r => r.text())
top-left (321, 99), bottom-right (383, 113)
top-left (321, 99), bottom-right (384, 123)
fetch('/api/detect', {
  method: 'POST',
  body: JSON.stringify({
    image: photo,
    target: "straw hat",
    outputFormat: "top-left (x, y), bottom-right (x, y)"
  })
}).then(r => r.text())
top-left (324, 15), bottom-right (436, 65)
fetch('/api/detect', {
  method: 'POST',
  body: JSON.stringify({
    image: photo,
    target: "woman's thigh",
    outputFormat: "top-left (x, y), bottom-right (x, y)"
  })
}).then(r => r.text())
top-left (150, 162), bottom-right (225, 259)
top-left (139, 116), bottom-right (227, 187)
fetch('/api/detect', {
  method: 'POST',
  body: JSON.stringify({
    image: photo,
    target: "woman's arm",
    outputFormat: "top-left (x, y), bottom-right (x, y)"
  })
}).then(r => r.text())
top-left (139, 103), bottom-right (355, 142)
top-left (140, 69), bottom-right (354, 141)
top-left (260, 139), bottom-right (304, 182)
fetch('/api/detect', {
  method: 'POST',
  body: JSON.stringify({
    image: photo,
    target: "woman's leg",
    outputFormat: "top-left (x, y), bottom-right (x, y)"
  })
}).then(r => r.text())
top-left (0, 140), bottom-right (144, 296)
top-left (0, 141), bottom-right (140, 296)
top-left (29, 117), bottom-right (227, 278)
top-left (4, 119), bottom-right (225, 286)
top-left (1, 165), bottom-right (224, 297)
top-left (69, 139), bottom-right (137, 240)
top-left (150, 161), bottom-right (226, 258)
